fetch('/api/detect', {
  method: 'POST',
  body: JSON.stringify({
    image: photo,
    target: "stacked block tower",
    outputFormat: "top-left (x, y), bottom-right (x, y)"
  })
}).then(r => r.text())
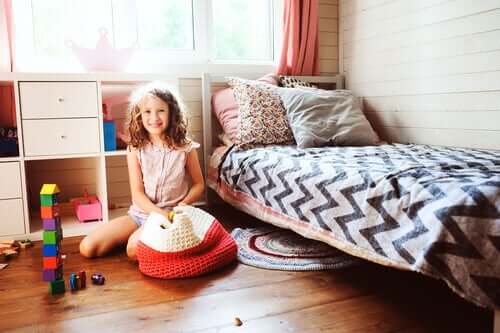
top-left (40, 184), bottom-right (65, 294)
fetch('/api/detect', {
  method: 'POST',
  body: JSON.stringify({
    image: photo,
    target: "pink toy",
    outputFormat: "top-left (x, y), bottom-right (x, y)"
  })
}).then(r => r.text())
top-left (70, 190), bottom-right (102, 223)
top-left (66, 28), bottom-right (135, 72)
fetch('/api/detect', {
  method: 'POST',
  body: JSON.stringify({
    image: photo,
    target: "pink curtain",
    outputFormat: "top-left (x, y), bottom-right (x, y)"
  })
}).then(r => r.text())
top-left (277, 0), bottom-right (319, 76)
top-left (0, 0), bottom-right (13, 72)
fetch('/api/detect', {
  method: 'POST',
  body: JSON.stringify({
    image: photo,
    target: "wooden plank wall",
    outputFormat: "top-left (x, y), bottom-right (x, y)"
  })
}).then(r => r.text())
top-left (319, 0), bottom-right (339, 75)
top-left (340, 0), bottom-right (500, 150)
top-left (25, 157), bottom-right (100, 210)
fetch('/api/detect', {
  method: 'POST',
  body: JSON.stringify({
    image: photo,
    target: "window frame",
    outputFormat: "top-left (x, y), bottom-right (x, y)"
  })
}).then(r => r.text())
top-left (11, 0), bottom-right (283, 73)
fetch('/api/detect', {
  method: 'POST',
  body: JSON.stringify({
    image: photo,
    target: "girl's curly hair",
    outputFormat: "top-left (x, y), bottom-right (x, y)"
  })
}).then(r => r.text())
top-left (125, 81), bottom-right (189, 149)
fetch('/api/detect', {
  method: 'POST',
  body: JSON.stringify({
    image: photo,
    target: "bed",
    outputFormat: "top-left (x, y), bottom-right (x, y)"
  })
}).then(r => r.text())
top-left (201, 73), bottom-right (500, 315)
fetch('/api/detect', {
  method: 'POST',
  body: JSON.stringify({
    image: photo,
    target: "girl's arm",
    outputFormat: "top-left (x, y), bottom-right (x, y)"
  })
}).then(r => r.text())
top-left (127, 147), bottom-right (167, 216)
top-left (179, 149), bottom-right (205, 205)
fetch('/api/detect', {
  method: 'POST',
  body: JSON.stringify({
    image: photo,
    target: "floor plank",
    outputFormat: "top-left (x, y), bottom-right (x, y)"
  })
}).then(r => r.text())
top-left (0, 204), bottom-right (492, 332)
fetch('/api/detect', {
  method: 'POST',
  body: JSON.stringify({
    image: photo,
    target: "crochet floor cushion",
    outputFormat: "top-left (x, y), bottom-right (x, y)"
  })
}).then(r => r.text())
top-left (136, 206), bottom-right (237, 279)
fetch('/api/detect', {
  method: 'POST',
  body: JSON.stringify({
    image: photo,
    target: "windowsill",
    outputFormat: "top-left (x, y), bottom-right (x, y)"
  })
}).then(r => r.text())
top-left (1, 63), bottom-right (277, 80)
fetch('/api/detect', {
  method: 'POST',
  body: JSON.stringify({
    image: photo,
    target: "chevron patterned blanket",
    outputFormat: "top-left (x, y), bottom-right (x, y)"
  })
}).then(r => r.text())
top-left (208, 143), bottom-right (500, 309)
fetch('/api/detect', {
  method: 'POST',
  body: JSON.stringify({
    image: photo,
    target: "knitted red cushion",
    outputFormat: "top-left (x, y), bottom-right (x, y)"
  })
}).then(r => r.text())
top-left (136, 206), bottom-right (237, 279)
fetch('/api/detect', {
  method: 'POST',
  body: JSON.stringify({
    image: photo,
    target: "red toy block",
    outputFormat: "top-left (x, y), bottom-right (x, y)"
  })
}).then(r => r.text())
top-left (43, 255), bottom-right (61, 270)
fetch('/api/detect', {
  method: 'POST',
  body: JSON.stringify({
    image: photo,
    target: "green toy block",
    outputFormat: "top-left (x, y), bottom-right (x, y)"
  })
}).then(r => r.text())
top-left (49, 279), bottom-right (65, 294)
top-left (40, 194), bottom-right (58, 207)
top-left (43, 230), bottom-right (62, 244)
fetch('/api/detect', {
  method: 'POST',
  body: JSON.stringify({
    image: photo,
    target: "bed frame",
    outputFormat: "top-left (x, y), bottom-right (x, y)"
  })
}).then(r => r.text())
top-left (200, 73), bottom-right (499, 332)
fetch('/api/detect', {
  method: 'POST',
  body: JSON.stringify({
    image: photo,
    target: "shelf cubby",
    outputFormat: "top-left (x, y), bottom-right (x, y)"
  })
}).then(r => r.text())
top-left (25, 156), bottom-right (107, 238)
top-left (0, 81), bottom-right (19, 159)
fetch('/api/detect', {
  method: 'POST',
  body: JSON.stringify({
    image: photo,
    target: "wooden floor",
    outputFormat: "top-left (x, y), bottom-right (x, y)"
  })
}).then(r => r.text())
top-left (0, 204), bottom-right (493, 332)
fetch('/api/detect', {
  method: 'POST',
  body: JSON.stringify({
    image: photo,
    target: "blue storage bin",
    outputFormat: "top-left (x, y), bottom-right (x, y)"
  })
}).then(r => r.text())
top-left (103, 120), bottom-right (117, 151)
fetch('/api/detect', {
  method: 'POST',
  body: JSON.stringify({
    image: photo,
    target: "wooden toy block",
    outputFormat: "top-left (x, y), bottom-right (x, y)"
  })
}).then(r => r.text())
top-left (69, 273), bottom-right (78, 291)
top-left (49, 279), bottom-right (65, 295)
top-left (41, 205), bottom-right (60, 219)
top-left (0, 240), bottom-right (20, 252)
top-left (79, 271), bottom-right (86, 288)
top-left (75, 275), bottom-right (81, 289)
top-left (43, 230), bottom-right (62, 244)
top-left (167, 211), bottom-right (175, 222)
top-left (40, 184), bottom-right (60, 196)
top-left (42, 244), bottom-right (59, 257)
top-left (40, 193), bottom-right (58, 207)
top-left (0, 239), bottom-right (19, 246)
top-left (19, 239), bottom-right (33, 249)
top-left (42, 217), bottom-right (61, 231)
top-left (1, 249), bottom-right (19, 259)
top-left (43, 266), bottom-right (63, 282)
top-left (43, 255), bottom-right (61, 270)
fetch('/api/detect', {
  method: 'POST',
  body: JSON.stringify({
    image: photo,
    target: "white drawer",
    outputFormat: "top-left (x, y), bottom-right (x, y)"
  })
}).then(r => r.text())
top-left (20, 82), bottom-right (99, 119)
top-left (0, 199), bottom-right (25, 236)
top-left (0, 162), bottom-right (22, 199)
top-left (23, 118), bottom-right (100, 156)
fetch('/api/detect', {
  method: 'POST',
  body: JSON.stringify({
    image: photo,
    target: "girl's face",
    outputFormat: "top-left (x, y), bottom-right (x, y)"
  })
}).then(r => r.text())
top-left (139, 94), bottom-right (169, 140)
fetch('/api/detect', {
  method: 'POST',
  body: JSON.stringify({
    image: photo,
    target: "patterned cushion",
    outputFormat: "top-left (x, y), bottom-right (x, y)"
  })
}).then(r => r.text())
top-left (227, 77), bottom-right (294, 149)
top-left (278, 76), bottom-right (316, 88)
top-left (211, 74), bottom-right (279, 143)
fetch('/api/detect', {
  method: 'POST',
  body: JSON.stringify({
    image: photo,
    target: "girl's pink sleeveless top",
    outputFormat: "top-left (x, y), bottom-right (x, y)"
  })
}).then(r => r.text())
top-left (128, 141), bottom-right (200, 220)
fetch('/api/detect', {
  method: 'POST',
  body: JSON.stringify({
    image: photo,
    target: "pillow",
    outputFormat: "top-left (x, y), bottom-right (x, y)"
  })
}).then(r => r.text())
top-left (274, 88), bottom-right (379, 148)
top-left (211, 74), bottom-right (278, 143)
top-left (278, 76), bottom-right (316, 88)
top-left (217, 133), bottom-right (234, 147)
top-left (227, 77), bottom-right (294, 149)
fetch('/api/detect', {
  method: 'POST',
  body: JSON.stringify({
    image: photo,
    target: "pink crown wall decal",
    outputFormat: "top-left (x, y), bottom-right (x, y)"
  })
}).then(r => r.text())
top-left (66, 28), bottom-right (135, 72)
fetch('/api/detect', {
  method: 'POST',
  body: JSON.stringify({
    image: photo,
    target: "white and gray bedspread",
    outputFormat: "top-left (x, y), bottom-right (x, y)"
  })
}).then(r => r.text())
top-left (214, 143), bottom-right (500, 309)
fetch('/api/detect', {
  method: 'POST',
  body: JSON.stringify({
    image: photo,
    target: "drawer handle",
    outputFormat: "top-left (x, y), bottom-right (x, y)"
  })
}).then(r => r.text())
top-left (58, 97), bottom-right (64, 102)
top-left (61, 135), bottom-right (67, 139)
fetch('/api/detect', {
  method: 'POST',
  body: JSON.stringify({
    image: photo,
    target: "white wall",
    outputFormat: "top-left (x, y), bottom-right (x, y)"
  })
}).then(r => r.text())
top-left (319, 0), bottom-right (339, 75)
top-left (340, 0), bottom-right (500, 150)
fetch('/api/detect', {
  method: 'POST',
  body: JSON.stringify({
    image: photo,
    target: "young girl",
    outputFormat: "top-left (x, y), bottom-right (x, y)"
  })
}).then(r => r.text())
top-left (79, 81), bottom-right (205, 260)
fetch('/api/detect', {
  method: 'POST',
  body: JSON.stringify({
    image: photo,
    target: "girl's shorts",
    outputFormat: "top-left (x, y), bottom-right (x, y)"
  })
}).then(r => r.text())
top-left (129, 213), bottom-right (148, 227)
top-left (128, 208), bottom-right (174, 227)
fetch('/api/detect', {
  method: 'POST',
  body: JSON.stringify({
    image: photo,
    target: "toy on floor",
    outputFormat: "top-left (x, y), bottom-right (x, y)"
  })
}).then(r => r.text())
top-left (136, 205), bottom-right (237, 279)
top-left (19, 239), bottom-right (33, 249)
top-left (0, 240), bottom-right (20, 262)
top-left (40, 184), bottom-right (65, 294)
top-left (91, 272), bottom-right (105, 285)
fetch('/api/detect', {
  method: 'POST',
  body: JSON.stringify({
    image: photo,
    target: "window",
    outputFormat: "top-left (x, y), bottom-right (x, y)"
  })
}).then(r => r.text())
top-left (211, 0), bottom-right (276, 61)
top-left (11, 0), bottom-right (283, 72)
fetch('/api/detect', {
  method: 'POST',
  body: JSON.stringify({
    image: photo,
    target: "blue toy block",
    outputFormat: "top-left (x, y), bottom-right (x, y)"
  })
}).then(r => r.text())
top-left (43, 244), bottom-right (59, 257)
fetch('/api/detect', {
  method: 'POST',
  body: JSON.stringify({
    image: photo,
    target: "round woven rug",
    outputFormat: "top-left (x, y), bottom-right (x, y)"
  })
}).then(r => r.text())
top-left (231, 226), bottom-right (361, 271)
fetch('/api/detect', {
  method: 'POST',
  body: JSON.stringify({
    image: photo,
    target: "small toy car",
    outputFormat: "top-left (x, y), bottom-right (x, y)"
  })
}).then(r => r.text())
top-left (91, 272), bottom-right (105, 285)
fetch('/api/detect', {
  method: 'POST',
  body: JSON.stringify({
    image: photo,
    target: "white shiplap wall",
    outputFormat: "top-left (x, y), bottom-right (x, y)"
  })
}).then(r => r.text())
top-left (319, 0), bottom-right (339, 75)
top-left (340, 0), bottom-right (500, 150)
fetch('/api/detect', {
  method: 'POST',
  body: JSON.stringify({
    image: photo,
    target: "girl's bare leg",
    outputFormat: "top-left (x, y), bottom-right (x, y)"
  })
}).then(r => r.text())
top-left (79, 215), bottom-right (138, 258)
top-left (126, 225), bottom-right (145, 261)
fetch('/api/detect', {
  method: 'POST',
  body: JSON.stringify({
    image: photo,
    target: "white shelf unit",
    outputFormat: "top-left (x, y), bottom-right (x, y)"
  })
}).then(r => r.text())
top-left (0, 73), bottom-right (204, 241)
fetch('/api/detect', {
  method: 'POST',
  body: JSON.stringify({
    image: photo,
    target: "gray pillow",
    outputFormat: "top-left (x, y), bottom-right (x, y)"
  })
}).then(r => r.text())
top-left (274, 87), bottom-right (379, 148)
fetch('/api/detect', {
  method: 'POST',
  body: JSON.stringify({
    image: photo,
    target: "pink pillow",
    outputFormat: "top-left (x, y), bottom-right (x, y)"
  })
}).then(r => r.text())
top-left (211, 74), bottom-right (278, 142)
